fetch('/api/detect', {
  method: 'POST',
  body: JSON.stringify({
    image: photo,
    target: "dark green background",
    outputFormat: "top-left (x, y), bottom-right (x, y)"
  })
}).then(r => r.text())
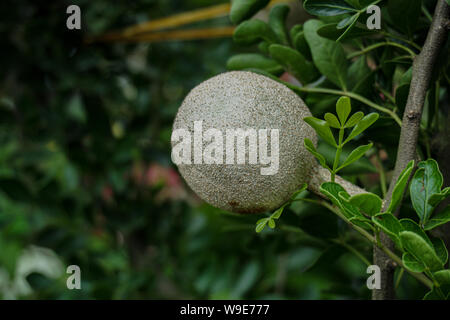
top-left (0, 0), bottom-right (427, 299)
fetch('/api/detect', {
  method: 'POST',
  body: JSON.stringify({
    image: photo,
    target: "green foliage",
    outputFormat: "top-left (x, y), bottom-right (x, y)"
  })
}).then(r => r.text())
top-left (400, 231), bottom-right (444, 272)
top-left (303, 0), bottom-right (357, 16)
top-left (434, 270), bottom-right (450, 286)
top-left (290, 27), bottom-right (312, 60)
top-left (304, 0), bottom-right (380, 42)
top-left (6, 0), bottom-right (351, 301)
top-left (304, 117), bottom-right (337, 147)
top-left (3, 0), bottom-right (450, 301)
top-left (410, 159), bottom-right (446, 224)
top-left (320, 182), bottom-right (372, 230)
top-left (230, 0), bottom-right (271, 25)
top-left (372, 213), bottom-right (403, 248)
top-left (304, 96), bottom-right (377, 181)
top-left (304, 139), bottom-right (330, 170)
top-left (424, 206), bottom-right (450, 231)
top-left (387, 0), bottom-right (422, 36)
top-left (348, 193), bottom-right (382, 216)
top-left (337, 143), bottom-right (373, 171)
top-left (387, 160), bottom-right (415, 214)
top-left (303, 20), bottom-right (349, 89)
top-left (229, 0), bottom-right (450, 301)
top-left (268, 4), bottom-right (290, 45)
top-left (342, 113), bottom-right (379, 144)
top-left (255, 184), bottom-right (307, 233)
top-left (402, 253), bottom-right (425, 273)
top-left (227, 53), bottom-right (284, 74)
top-left (316, 23), bottom-right (375, 41)
top-left (233, 19), bottom-right (277, 45)
top-left (268, 44), bottom-right (318, 83)
top-left (318, 159), bottom-right (450, 298)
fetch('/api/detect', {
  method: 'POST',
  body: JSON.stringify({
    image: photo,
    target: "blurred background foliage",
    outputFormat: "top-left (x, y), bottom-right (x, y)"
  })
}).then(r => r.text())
top-left (0, 0), bottom-right (432, 299)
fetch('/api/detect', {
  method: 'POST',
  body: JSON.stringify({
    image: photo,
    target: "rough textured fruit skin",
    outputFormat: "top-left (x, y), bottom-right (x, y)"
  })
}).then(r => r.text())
top-left (172, 71), bottom-right (317, 213)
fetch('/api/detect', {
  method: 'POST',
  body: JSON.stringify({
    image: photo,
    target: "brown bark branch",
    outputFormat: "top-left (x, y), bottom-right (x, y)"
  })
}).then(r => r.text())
top-left (373, 0), bottom-right (450, 300)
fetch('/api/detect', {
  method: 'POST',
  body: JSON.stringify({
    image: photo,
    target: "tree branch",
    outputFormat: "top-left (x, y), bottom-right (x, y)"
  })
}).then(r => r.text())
top-left (373, 0), bottom-right (450, 300)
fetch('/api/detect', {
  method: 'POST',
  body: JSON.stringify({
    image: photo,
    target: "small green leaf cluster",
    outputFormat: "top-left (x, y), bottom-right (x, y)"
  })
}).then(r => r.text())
top-left (409, 159), bottom-right (450, 228)
top-left (304, 96), bottom-right (378, 181)
top-left (255, 183), bottom-right (307, 233)
top-left (228, 2), bottom-right (320, 84)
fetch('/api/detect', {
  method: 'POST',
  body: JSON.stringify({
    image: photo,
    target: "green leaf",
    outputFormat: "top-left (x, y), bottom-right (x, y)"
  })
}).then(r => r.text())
top-left (399, 66), bottom-right (413, 85)
top-left (258, 41), bottom-right (270, 54)
top-left (227, 54), bottom-right (284, 75)
top-left (336, 96), bottom-right (351, 125)
top-left (303, 19), bottom-right (349, 89)
top-left (304, 139), bottom-right (331, 170)
top-left (317, 142), bottom-right (377, 174)
top-left (402, 252), bottom-right (425, 273)
top-left (344, 0), bottom-right (362, 8)
top-left (424, 206), bottom-right (450, 231)
top-left (387, 160), bottom-right (414, 214)
top-left (304, 0), bottom-right (357, 16)
top-left (410, 159), bottom-right (444, 223)
top-left (428, 187), bottom-right (450, 207)
top-left (337, 143), bottom-right (373, 172)
top-left (291, 31), bottom-right (312, 60)
top-left (347, 56), bottom-right (372, 97)
top-left (337, 14), bottom-right (357, 29)
top-left (400, 218), bottom-right (435, 250)
top-left (423, 288), bottom-right (444, 300)
top-left (268, 44), bottom-right (318, 84)
top-left (268, 4), bottom-right (290, 45)
top-left (434, 270), bottom-right (450, 286)
top-left (304, 117), bottom-right (337, 147)
top-left (230, 0), bottom-right (270, 25)
top-left (290, 24), bottom-right (303, 41)
top-left (372, 213), bottom-right (403, 248)
top-left (343, 112), bottom-right (379, 144)
top-left (336, 12), bottom-right (360, 42)
top-left (321, 183), bottom-right (372, 230)
top-left (395, 68), bottom-right (412, 112)
top-left (267, 218), bottom-right (276, 228)
top-left (344, 111), bottom-right (364, 128)
top-left (395, 84), bottom-right (409, 113)
top-left (431, 237), bottom-right (448, 265)
top-left (255, 218), bottom-right (268, 232)
top-left (399, 231), bottom-right (444, 272)
top-left (348, 192), bottom-right (382, 216)
top-left (233, 19), bottom-right (277, 46)
top-left (67, 94), bottom-right (87, 124)
top-left (324, 113), bottom-right (341, 128)
top-left (319, 183), bottom-right (352, 219)
top-left (317, 22), bottom-right (375, 41)
top-left (387, 0), bottom-right (422, 36)
top-left (271, 206), bottom-right (285, 219)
